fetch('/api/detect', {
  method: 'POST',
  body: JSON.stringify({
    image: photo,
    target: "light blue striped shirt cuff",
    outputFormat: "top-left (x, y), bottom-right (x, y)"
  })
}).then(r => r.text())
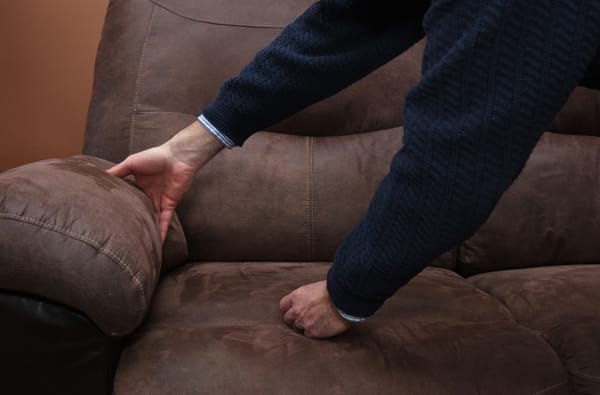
top-left (336, 308), bottom-right (369, 323)
top-left (198, 114), bottom-right (237, 149)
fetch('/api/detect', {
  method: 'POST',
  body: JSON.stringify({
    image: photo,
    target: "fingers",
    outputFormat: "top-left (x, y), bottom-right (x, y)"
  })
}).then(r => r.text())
top-left (279, 293), bottom-right (292, 313)
top-left (280, 287), bottom-right (304, 327)
top-left (106, 159), bottom-right (132, 179)
top-left (283, 305), bottom-right (297, 326)
top-left (283, 307), bottom-right (313, 337)
top-left (106, 150), bottom-right (182, 244)
top-left (280, 289), bottom-right (311, 336)
top-left (149, 194), bottom-right (160, 215)
top-left (279, 281), bottom-right (353, 339)
top-left (280, 291), bottom-right (301, 327)
top-left (284, 311), bottom-right (314, 338)
top-left (158, 208), bottom-right (174, 243)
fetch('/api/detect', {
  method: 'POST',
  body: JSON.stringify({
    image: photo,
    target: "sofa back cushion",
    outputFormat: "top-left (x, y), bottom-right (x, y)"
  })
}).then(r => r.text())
top-left (84, 0), bottom-right (441, 264)
top-left (84, 0), bottom-right (599, 270)
top-left (458, 88), bottom-right (600, 276)
top-left (84, 0), bottom-right (423, 160)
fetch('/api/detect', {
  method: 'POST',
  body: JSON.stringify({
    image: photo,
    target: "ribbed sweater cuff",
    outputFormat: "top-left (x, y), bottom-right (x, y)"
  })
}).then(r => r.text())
top-left (202, 101), bottom-right (255, 147)
top-left (198, 114), bottom-right (236, 149)
top-left (326, 267), bottom-right (382, 319)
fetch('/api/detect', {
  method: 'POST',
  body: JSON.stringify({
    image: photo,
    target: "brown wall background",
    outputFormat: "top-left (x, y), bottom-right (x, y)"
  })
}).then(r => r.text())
top-left (0, 0), bottom-right (109, 171)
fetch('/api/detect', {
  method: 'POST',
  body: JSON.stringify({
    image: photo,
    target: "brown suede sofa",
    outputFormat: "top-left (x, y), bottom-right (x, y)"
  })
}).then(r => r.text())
top-left (1, 1), bottom-right (600, 394)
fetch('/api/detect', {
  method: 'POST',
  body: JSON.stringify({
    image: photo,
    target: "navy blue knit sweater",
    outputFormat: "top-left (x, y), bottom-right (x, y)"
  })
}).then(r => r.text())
top-left (202, 0), bottom-right (600, 319)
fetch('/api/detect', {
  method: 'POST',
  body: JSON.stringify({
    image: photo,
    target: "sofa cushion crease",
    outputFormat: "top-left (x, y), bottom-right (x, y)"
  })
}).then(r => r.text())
top-left (469, 265), bottom-right (600, 394)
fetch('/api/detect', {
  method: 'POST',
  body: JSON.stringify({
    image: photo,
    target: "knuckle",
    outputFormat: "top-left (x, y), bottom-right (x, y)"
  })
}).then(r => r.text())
top-left (303, 320), bottom-right (316, 334)
top-left (284, 307), bottom-right (295, 317)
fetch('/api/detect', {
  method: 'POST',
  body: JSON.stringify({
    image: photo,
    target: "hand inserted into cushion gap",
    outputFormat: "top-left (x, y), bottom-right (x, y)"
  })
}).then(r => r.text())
top-left (108, 121), bottom-right (224, 241)
top-left (280, 280), bottom-right (352, 338)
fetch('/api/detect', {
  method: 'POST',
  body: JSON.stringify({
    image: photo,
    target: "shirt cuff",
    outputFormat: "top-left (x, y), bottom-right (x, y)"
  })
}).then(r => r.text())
top-left (327, 264), bottom-right (384, 318)
top-left (336, 308), bottom-right (370, 323)
top-left (198, 114), bottom-right (237, 149)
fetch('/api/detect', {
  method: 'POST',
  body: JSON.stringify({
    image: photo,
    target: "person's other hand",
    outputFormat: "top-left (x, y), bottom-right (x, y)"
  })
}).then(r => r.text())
top-left (279, 280), bottom-right (352, 338)
top-left (107, 121), bottom-right (223, 241)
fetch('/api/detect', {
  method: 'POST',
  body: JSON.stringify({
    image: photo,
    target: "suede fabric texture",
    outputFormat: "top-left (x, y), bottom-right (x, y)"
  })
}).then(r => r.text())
top-left (84, 0), bottom-right (597, 266)
top-left (114, 262), bottom-right (568, 395)
top-left (69, 0), bottom-right (600, 393)
top-left (178, 127), bottom-right (455, 267)
top-left (0, 155), bottom-right (187, 335)
top-left (83, 156), bottom-right (189, 274)
top-left (469, 265), bottom-right (600, 394)
top-left (84, 0), bottom-right (424, 163)
top-left (549, 87), bottom-right (600, 136)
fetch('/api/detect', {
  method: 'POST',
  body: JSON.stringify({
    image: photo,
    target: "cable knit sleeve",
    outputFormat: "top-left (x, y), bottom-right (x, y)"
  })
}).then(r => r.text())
top-left (201, 0), bottom-right (429, 146)
top-left (327, 0), bottom-right (600, 318)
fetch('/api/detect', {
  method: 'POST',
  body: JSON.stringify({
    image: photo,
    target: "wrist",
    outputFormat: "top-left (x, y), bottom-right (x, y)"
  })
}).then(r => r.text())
top-left (165, 121), bottom-right (224, 169)
top-left (326, 267), bottom-right (382, 319)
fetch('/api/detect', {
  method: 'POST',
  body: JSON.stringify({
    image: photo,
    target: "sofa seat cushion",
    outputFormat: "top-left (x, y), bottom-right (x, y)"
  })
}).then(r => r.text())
top-left (114, 263), bottom-right (567, 395)
top-left (469, 265), bottom-right (600, 395)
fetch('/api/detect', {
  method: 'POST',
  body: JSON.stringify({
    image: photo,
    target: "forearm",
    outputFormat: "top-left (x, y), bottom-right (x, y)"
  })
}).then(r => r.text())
top-left (327, 0), bottom-right (600, 318)
top-left (202, 0), bottom-right (429, 147)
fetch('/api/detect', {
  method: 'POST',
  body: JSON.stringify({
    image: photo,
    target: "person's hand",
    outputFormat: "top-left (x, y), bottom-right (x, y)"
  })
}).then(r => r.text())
top-left (279, 280), bottom-right (352, 338)
top-left (107, 121), bottom-right (224, 241)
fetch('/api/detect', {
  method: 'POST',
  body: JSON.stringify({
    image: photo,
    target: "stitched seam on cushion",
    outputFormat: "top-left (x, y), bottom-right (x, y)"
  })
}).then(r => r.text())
top-left (532, 381), bottom-right (568, 395)
top-left (470, 284), bottom-right (584, 391)
top-left (521, 325), bottom-right (587, 390)
top-left (464, 282), bottom-right (518, 323)
top-left (465, 279), bottom-right (569, 371)
top-left (128, 4), bottom-right (156, 154)
top-left (0, 213), bottom-right (146, 321)
top-left (150, 0), bottom-right (285, 29)
top-left (311, 137), bottom-right (317, 259)
top-left (304, 136), bottom-right (310, 259)
top-left (304, 136), bottom-right (316, 259)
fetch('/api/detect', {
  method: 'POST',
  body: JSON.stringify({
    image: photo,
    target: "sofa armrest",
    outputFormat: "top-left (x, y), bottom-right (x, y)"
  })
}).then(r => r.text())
top-left (0, 155), bottom-right (188, 336)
